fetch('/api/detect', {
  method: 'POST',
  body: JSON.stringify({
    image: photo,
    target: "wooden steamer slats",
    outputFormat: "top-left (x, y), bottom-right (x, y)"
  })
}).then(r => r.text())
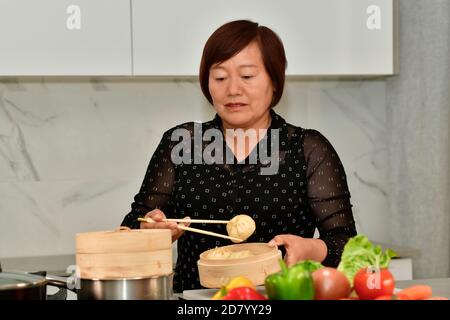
top-left (76, 228), bottom-right (172, 280)
top-left (197, 243), bottom-right (282, 288)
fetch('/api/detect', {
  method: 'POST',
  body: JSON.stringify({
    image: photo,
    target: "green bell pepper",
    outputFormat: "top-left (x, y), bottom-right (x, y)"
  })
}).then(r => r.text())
top-left (264, 259), bottom-right (315, 300)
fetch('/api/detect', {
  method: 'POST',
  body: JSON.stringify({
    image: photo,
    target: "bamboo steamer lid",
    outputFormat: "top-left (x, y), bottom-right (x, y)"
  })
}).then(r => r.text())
top-left (197, 243), bottom-right (282, 288)
top-left (76, 228), bottom-right (172, 279)
top-left (76, 228), bottom-right (171, 253)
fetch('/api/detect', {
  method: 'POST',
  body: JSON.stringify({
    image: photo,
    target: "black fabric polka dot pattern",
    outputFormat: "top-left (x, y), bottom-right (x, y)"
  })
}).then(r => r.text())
top-left (121, 110), bottom-right (357, 292)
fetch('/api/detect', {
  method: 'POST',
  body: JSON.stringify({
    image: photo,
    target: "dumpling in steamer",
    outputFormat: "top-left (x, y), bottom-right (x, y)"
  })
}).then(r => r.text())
top-left (226, 215), bottom-right (256, 243)
top-left (205, 247), bottom-right (254, 260)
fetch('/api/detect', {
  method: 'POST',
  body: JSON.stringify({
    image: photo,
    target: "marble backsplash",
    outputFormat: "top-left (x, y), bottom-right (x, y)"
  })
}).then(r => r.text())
top-left (0, 79), bottom-right (389, 258)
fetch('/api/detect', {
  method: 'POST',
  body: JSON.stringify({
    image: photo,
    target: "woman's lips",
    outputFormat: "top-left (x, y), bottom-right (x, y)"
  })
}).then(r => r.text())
top-left (225, 103), bottom-right (247, 110)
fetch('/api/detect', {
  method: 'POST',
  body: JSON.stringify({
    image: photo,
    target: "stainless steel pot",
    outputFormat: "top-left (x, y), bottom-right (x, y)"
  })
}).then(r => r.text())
top-left (73, 275), bottom-right (174, 300)
top-left (0, 272), bottom-right (57, 300)
top-left (0, 271), bottom-right (174, 300)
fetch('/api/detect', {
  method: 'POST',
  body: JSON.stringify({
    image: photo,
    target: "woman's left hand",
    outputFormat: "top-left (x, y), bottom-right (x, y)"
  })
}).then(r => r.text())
top-left (268, 234), bottom-right (327, 267)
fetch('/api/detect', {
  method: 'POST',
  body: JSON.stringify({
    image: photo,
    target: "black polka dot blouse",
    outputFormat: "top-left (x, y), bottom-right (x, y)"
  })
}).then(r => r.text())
top-left (121, 110), bottom-right (357, 292)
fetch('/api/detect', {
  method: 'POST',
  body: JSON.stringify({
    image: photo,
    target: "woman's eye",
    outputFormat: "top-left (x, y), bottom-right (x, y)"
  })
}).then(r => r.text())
top-left (214, 77), bottom-right (226, 81)
top-left (242, 75), bottom-right (254, 79)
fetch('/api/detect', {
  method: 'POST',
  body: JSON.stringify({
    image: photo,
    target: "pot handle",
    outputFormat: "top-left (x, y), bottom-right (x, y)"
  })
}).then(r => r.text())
top-left (46, 274), bottom-right (78, 293)
top-left (28, 271), bottom-right (70, 300)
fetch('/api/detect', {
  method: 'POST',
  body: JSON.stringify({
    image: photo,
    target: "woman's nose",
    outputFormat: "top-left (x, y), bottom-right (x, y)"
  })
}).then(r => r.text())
top-left (227, 76), bottom-right (242, 96)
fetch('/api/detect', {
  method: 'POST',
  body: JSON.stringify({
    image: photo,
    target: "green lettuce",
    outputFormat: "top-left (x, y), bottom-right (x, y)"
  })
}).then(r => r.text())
top-left (337, 235), bottom-right (397, 286)
top-left (293, 260), bottom-right (324, 273)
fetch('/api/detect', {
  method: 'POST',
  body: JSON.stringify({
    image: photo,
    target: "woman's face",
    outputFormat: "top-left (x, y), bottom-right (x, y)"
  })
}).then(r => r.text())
top-left (208, 41), bottom-right (274, 130)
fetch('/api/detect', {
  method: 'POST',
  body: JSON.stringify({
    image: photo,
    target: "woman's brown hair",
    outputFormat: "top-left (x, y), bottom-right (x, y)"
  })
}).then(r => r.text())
top-left (199, 20), bottom-right (287, 108)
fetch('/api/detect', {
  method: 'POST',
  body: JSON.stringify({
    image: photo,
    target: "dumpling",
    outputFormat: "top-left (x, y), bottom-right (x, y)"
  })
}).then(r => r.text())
top-left (205, 246), bottom-right (254, 260)
top-left (226, 215), bottom-right (256, 243)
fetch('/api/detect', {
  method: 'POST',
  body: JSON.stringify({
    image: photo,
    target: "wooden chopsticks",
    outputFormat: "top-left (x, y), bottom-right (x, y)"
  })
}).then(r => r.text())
top-left (140, 217), bottom-right (229, 224)
top-left (137, 217), bottom-right (243, 243)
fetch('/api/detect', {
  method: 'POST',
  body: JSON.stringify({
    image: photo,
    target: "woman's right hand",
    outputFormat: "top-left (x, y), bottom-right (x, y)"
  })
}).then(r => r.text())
top-left (140, 209), bottom-right (190, 242)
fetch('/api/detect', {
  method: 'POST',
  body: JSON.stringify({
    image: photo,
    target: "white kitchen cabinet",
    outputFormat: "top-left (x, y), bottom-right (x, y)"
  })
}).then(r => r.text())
top-left (0, 0), bottom-right (132, 76)
top-left (132, 0), bottom-right (398, 76)
top-left (389, 258), bottom-right (413, 281)
top-left (0, 0), bottom-right (397, 77)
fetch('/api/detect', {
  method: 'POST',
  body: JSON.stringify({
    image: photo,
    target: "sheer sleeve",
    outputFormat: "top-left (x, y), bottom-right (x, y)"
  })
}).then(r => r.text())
top-left (303, 129), bottom-right (357, 267)
top-left (121, 131), bottom-right (176, 229)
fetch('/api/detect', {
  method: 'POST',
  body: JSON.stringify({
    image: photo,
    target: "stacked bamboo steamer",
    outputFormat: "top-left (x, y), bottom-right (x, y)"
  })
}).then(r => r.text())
top-left (76, 228), bottom-right (173, 279)
top-left (197, 243), bottom-right (282, 288)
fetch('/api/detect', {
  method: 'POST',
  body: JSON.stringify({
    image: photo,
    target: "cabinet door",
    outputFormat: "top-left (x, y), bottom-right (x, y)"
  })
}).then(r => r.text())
top-left (0, 0), bottom-right (132, 76)
top-left (132, 0), bottom-right (396, 76)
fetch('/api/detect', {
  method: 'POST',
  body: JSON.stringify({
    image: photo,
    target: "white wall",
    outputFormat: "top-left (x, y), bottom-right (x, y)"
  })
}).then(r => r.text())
top-left (0, 79), bottom-right (388, 258)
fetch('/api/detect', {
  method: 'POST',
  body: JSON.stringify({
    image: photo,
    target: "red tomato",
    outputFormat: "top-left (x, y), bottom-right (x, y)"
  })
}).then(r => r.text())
top-left (353, 267), bottom-right (395, 300)
top-left (312, 267), bottom-right (352, 300)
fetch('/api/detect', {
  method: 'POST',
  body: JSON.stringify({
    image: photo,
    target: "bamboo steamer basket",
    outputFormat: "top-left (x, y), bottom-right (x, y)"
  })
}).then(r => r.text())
top-left (76, 228), bottom-right (172, 280)
top-left (197, 243), bottom-right (282, 288)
